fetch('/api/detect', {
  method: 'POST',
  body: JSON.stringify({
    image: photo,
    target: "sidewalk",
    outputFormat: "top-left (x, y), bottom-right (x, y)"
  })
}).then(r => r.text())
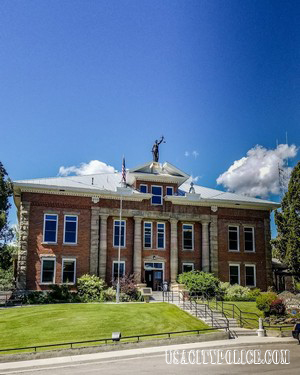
top-left (0, 336), bottom-right (295, 373)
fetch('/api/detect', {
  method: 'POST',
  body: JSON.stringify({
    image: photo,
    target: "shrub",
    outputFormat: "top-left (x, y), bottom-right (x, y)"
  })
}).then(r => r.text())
top-left (102, 287), bottom-right (116, 301)
top-left (270, 298), bottom-right (286, 316)
top-left (113, 274), bottom-right (141, 301)
top-left (0, 268), bottom-right (14, 291)
top-left (178, 271), bottom-right (221, 298)
top-left (256, 292), bottom-right (277, 316)
top-left (23, 291), bottom-right (49, 304)
top-left (220, 283), bottom-right (261, 301)
top-left (47, 284), bottom-right (75, 303)
top-left (77, 274), bottom-right (106, 302)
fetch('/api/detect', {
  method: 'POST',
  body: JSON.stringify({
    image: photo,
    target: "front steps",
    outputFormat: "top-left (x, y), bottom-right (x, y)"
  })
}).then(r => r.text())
top-left (151, 291), bottom-right (258, 337)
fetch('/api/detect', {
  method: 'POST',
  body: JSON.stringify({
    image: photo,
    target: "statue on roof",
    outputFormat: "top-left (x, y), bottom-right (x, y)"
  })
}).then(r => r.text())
top-left (152, 136), bottom-right (165, 162)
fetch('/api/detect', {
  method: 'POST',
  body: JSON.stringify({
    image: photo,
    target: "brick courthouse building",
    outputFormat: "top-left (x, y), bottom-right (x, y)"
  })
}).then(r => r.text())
top-left (13, 159), bottom-right (279, 291)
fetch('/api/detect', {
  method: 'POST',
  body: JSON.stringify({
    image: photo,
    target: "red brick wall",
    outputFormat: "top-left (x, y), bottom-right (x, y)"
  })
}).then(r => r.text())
top-left (23, 193), bottom-right (91, 290)
top-left (21, 192), bottom-right (272, 291)
top-left (217, 207), bottom-right (270, 290)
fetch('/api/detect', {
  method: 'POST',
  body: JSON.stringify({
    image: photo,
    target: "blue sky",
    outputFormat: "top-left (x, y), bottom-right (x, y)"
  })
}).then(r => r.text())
top-left (1, 1), bottom-right (299, 234)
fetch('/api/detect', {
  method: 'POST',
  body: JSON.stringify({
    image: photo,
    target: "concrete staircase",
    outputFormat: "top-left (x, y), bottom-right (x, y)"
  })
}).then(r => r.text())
top-left (151, 291), bottom-right (258, 337)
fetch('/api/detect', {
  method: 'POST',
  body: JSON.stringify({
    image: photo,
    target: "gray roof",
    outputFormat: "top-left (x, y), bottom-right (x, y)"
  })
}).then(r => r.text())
top-left (14, 171), bottom-right (279, 208)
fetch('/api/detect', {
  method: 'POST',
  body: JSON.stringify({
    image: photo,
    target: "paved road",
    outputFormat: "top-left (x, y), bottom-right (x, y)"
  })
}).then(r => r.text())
top-left (2, 342), bottom-right (299, 375)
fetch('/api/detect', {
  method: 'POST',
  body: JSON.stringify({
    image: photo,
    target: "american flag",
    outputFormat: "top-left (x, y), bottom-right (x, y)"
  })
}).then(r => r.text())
top-left (121, 156), bottom-right (126, 185)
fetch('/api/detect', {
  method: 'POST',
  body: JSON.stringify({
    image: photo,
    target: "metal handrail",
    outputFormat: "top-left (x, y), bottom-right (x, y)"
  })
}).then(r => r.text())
top-left (0, 327), bottom-right (228, 354)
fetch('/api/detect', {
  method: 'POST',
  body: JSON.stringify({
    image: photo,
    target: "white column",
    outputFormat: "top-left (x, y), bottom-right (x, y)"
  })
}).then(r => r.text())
top-left (90, 207), bottom-right (100, 275)
top-left (99, 214), bottom-right (109, 279)
top-left (202, 221), bottom-right (210, 272)
top-left (134, 217), bottom-right (142, 283)
top-left (17, 202), bottom-right (30, 290)
top-left (170, 219), bottom-right (178, 283)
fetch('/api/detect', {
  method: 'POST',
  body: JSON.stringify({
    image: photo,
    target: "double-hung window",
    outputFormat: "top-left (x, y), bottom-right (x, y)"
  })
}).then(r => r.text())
top-left (183, 224), bottom-right (193, 250)
top-left (113, 261), bottom-right (125, 279)
top-left (140, 184), bottom-right (148, 193)
top-left (157, 223), bottom-right (165, 249)
top-left (64, 215), bottom-right (78, 244)
top-left (228, 226), bottom-right (239, 251)
top-left (43, 214), bottom-right (58, 243)
top-left (229, 264), bottom-right (240, 285)
top-left (114, 220), bottom-right (126, 247)
top-left (62, 258), bottom-right (76, 284)
top-left (41, 257), bottom-right (56, 284)
top-left (144, 222), bottom-right (152, 248)
top-left (166, 186), bottom-right (173, 196)
top-left (245, 264), bottom-right (256, 287)
top-left (182, 263), bottom-right (194, 273)
top-left (244, 227), bottom-right (255, 252)
top-left (151, 186), bottom-right (162, 205)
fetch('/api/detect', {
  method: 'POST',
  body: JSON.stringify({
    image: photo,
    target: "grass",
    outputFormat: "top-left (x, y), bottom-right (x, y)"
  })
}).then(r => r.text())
top-left (0, 303), bottom-right (210, 351)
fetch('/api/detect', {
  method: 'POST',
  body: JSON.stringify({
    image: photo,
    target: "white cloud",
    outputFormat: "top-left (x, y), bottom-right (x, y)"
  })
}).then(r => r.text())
top-left (216, 144), bottom-right (298, 198)
top-left (58, 160), bottom-right (116, 176)
top-left (192, 150), bottom-right (199, 158)
top-left (184, 151), bottom-right (189, 157)
top-left (185, 150), bottom-right (199, 158)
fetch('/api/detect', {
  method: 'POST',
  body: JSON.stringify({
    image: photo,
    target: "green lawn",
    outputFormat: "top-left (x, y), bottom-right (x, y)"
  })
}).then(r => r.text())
top-left (0, 303), bottom-right (209, 350)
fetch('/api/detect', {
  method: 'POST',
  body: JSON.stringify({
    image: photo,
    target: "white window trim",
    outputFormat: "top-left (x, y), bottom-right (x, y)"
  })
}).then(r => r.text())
top-left (140, 184), bottom-right (148, 193)
top-left (228, 225), bottom-right (240, 252)
top-left (113, 219), bottom-right (126, 248)
top-left (144, 221), bottom-right (152, 249)
top-left (157, 222), bottom-right (165, 249)
top-left (182, 262), bottom-right (194, 273)
top-left (229, 263), bottom-right (240, 285)
top-left (166, 186), bottom-right (174, 196)
top-left (43, 214), bottom-right (58, 244)
top-left (112, 261), bottom-right (125, 279)
top-left (245, 264), bottom-right (256, 287)
top-left (40, 257), bottom-right (56, 285)
top-left (63, 215), bottom-right (78, 245)
top-left (244, 226), bottom-right (255, 252)
top-left (61, 258), bottom-right (77, 285)
top-left (151, 185), bottom-right (163, 205)
top-left (182, 223), bottom-right (194, 250)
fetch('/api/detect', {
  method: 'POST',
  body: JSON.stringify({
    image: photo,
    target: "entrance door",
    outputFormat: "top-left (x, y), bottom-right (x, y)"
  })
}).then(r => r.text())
top-left (145, 270), bottom-right (153, 289)
top-left (153, 271), bottom-right (163, 291)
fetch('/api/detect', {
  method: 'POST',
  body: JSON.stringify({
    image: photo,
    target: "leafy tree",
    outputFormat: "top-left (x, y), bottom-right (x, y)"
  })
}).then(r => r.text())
top-left (0, 162), bottom-right (13, 271)
top-left (273, 162), bottom-right (300, 279)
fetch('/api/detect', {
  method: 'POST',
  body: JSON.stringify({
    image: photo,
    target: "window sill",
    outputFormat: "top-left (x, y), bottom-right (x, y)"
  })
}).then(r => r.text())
top-left (183, 249), bottom-right (194, 251)
top-left (40, 282), bottom-right (55, 285)
top-left (63, 243), bottom-right (78, 246)
top-left (113, 246), bottom-right (126, 249)
top-left (41, 242), bottom-right (58, 246)
top-left (228, 250), bottom-right (240, 252)
top-left (244, 250), bottom-right (255, 253)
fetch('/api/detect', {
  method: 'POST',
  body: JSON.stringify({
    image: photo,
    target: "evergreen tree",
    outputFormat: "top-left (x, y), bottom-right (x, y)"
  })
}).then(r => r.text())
top-left (0, 161), bottom-right (13, 270)
top-left (274, 161), bottom-right (300, 279)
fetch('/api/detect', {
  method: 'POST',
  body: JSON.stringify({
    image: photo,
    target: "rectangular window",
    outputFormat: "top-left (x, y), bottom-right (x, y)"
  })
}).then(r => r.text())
top-left (62, 258), bottom-right (76, 284)
top-left (151, 186), bottom-right (162, 205)
top-left (166, 186), bottom-right (173, 196)
top-left (157, 223), bottom-right (165, 249)
top-left (182, 263), bottom-right (194, 273)
top-left (113, 261), bottom-right (125, 279)
top-left (244, 227), bottom-right (255, 252)
top-left (229, 264), bottom-right (240, 285)
top-left (183, 224), bottom-right (193, 250)
top-left (144, 222), bottom-right (152, 248)
top-left (245, 264), bottom-right (256, 287)
top-left (64, 215), bottom-right (78, 244)
top-left (113, 220), bottom-right (126, 247)
top-left (140, 184), bottom-right (148, 193)
top-left (41, 258), bottom-right (56, 284)
top-left (228, 226), bottom-right (239, 251)
top-left (43, 214), bottom-right (58, 243)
